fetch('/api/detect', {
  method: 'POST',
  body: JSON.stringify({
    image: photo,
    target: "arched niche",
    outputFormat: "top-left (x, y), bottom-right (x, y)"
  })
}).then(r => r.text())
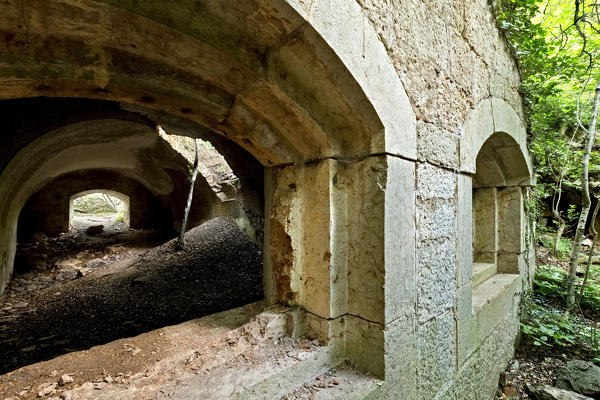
top-left (472, 132), bottom-right (530, 282)
top-left (456, 97), bottom-right (534, 368)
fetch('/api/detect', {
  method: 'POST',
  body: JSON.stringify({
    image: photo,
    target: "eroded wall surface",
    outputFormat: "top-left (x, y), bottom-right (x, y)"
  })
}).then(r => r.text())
top-left (0, 0), bottom-right (533, 398)
top-left (351, 0), bottom-right (531, 398)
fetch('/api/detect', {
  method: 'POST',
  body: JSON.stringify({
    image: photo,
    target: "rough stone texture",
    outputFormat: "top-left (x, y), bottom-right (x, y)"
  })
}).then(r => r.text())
top-left (457, 174), bottom-right (473, 288)
top-left (528, 384), bottom-right (594, 400)
top-left (557, 360), bottom-right (600, 398)
top-left (497, 187), bottom-right (525, 254)
top-left (0, 0), bottom-right (534, 398)
top-left (416, 311), bottom-right (456, 400)
top-left (416, 121), bottom-right (459, 169)
top-left (416, 239), bottom-right (456, 324)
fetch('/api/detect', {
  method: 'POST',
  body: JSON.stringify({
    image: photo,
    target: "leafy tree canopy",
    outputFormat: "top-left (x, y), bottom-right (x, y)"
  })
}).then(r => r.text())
top-left (496, 0), bottom-right (600, 217)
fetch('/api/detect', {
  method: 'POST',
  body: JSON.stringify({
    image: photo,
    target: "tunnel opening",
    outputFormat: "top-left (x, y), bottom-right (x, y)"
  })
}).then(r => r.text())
top-left (0, 98), bottom-right (265, 376)
top-left (69, 190), bottom-right (131, 232)
top-left (0, 0), bottom-right (404, 394)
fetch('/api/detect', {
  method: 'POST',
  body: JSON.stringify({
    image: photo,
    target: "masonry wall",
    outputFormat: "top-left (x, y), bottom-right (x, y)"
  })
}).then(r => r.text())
top-left (354, 0), bottom-right (529, 399)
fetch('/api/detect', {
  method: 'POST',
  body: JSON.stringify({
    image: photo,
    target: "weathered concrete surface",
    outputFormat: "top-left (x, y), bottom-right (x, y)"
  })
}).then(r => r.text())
top-left (0, 0), bottom-right (535, 398)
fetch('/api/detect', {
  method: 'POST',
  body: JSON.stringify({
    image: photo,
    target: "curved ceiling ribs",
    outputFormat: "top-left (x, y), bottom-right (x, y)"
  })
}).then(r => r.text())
top-left (0, 0), bottom-right (384, 166)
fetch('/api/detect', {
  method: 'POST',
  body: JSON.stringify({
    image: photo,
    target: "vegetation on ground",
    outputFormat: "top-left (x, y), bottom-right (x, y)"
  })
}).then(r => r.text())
top-left (72, 193), bottom-right (126, 216)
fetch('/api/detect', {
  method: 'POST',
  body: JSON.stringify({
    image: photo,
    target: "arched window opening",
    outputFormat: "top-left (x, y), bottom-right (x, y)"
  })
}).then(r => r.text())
top-left (472, 132), bottom-right (529, 288)
top-left (69, 190), bottom-right (130, 233)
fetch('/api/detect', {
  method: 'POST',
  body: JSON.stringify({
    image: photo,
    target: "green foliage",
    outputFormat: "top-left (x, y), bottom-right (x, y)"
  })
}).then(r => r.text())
top-left (533, 264), bottom-right (600, 311)
top-left (115, 210), bottom-right (126, 223)
top-left (538, 233), bottom-right (573, 258)
top-left (521, 264), bottom-right (600, 361)
top-left (496, 0), bottom-right (600, 227)
top-left (520, 299), bottom-right (600, 361)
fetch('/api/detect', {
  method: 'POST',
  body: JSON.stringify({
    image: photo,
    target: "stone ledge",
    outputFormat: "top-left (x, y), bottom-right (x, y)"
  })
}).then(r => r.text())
top-left (472, 262), bottom-right (497, 289)
top-left (473, 273), bottom-right (520, 312)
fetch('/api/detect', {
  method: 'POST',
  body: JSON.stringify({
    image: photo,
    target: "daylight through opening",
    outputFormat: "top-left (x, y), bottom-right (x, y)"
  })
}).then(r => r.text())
top-left (69, 191), bottom-right (130, 233)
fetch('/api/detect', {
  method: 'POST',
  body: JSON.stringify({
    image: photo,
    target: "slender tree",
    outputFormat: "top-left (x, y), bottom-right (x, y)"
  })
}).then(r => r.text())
top-left (177, 138), bottom-right (201, 250)
top-left (566, 76), bottom-right (600, 312)
top-left (578, 195), bottom-right (600, 304)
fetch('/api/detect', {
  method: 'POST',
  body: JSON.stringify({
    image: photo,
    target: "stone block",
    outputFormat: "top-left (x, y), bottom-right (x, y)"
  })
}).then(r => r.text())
top-left (416, 311), bottom-right (457, 400)
top-left (268, 160), bottom-right (348, 319)
top-left (384, 157), bottom-right (417, 324)
top-left (457, 173), bottom-right (473, 287)
top-left (416, 199), bottom-right (456, 242)
top-left (472, 187), bottom-right (497, 256)
top-left (497, 187), bottom-right (525, 254)
top-left (305, 312), bottom-right (345, 356)
top-left (347, 155), bottom-right (417, 325)
top-left (491, 98), bottom-right (525, 144)
top-left (473, 274), bottom-right (521, 341)
top-left (460, 98), bottom-right (494, 174)
top-left (299, 159), bottom-right (342, 318)
top-left (497, 252), bottom-right (525, 275)
top-left (416, 162), bottom-right (456, 200)
top-left (345, 315), bottom-right (385, 378)
top-left (383, 314), bottom-right (417, 394)
top-left (416, 120), bottom-right (459, 169)
top-left (456, 283), bottom-right (476, 367)
top-left (416, 239), bottom-right (456, 323)
top-left (347, 157), bottom-right (386, 324)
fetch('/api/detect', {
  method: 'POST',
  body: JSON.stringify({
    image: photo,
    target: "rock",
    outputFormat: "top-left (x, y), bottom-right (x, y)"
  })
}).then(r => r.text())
top-left (93, 382), bottom-right (108, 390)
top-left (58, 374), bottom-right (73, 386)
top-left (55, 267), bottom-right (78, 281)
top-left (32, 232), bottom-right (48, 243)
top-left (84, 258), bottom-right (104, 269)
top-left (60, 391), bottom-right (73, 400)
top-left (13, 301), bottom-right (28, 308)
top-left (37, 382), bottom-right (57, 397)
top-left (503, 386), bottom-right (518, 398)
top-left (527, 384), bottom-right (593, 400)
top-left (86, 225), bottom-right (104, 235)
top-left (557, 360), bottom-right (600, 398)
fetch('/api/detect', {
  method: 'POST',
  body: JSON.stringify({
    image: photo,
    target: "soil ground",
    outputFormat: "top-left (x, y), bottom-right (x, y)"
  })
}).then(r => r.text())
top-left (0, 217), bottom-right (263, 376)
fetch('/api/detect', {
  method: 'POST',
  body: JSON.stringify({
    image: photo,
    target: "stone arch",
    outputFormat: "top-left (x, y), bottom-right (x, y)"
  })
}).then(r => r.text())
top-left (17, 169), bottom-right (177, 241)
top-left (0, 0), bottom-right (415, 163)
top-left (0, 119), bottom-right (219, 289)
top-left (457, 97), bottom-right (533, 370)
top-left (460, 97), bottom-right (533, 185)
top-left (0, 0), bottom-right (417, 378)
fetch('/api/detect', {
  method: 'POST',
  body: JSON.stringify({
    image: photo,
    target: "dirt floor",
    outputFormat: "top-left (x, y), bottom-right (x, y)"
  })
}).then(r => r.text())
top-left (0, 217), bottom-right (263, 376)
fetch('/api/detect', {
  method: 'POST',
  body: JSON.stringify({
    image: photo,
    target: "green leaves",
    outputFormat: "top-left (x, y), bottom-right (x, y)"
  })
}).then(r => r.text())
top-left (521, 263), bottom-right (600, 361)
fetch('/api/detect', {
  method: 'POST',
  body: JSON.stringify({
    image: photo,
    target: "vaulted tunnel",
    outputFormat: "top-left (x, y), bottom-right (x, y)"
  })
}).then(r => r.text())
top-left (0, 96), bottom-right (268, 372)
top-left (0, 0), bottom-right (416, 390)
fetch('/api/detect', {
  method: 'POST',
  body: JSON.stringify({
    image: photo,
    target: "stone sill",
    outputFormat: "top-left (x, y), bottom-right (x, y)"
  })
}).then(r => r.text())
top-left (472, 273), bottom-right (521, 314)
top-left (472, 262), bottom-right (497, 288)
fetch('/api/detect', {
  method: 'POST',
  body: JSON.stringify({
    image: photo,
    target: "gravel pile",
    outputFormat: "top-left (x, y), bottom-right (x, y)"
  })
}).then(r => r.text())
top-left (0, 218), bottom-right (263, 374)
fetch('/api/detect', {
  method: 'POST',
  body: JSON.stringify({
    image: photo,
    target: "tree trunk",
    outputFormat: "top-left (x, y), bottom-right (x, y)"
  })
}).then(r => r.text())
top-left (578, 196), bottom-right (600, 304)
top-left (554, 219), bottom-right (566, 256)
top-left (566, 77), bottom-right (600, 313)
top-left (553, 179), bottom-right (566, 257)
top-left (177, 138), bottom-right (201, 250)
